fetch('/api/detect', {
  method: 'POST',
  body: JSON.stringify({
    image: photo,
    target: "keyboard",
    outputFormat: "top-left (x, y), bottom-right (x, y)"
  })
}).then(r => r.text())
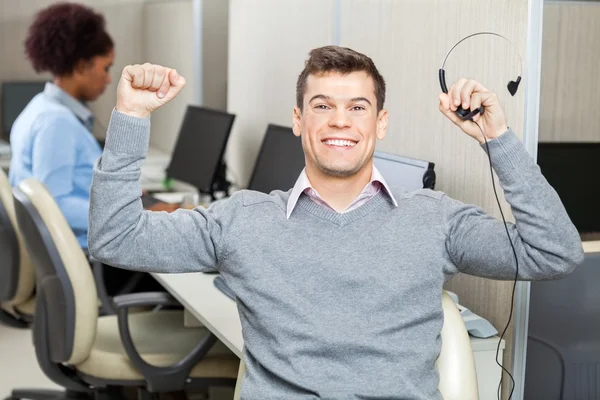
top-left (214, 275), bottom-right (236, 301)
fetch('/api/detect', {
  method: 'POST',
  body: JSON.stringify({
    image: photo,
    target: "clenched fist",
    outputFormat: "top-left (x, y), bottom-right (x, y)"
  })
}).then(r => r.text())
top-left (116, 63), bottom-right (186, 119)
top-left (438, 79), bottom-right (508, 144)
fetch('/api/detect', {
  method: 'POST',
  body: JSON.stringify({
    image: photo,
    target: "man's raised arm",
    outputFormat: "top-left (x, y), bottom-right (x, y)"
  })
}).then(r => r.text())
top-left (88, 64), bottom-right (228, 273)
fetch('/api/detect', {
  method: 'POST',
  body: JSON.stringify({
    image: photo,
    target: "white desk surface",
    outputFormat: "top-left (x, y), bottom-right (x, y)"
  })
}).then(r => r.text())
top-left (152, 272), bottom-right (244, 358)
top-left (583, 240), bottom-right (600, 254)
top-left (1, 144), bottom-right (169, 170)
top-left (152, 272), bottom-right (503, 359)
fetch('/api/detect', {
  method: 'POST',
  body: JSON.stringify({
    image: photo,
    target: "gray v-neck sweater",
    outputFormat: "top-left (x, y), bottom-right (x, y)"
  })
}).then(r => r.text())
top-left (89, 110), bottom-right (583, 399)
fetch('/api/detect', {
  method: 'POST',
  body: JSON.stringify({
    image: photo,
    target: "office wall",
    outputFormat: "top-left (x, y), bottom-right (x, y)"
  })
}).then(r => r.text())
top-left (227, 0), bottom-right (335, 189)
top-left (144, 0), bottom-right (229, 153)
top-left (143, 0), bottom-right (197, 153)
top-left (538, 1), bottom-right (600, 142)
top-left (0, 0), bottom-right (146, 139)
top-left (227, 1), bottom-right (529, 397)
top-left (0, 0), bottom-right (229, 152)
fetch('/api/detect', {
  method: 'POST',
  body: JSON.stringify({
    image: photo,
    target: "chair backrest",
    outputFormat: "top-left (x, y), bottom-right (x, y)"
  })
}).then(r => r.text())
top-left (233, 291), bottom-right (479, 400)
top-left (0, 168), bottom-right (34, 308)
top-left (436, 290), bottom-right (479, 399)
top-left (13, 178), bottom-right (98, 365)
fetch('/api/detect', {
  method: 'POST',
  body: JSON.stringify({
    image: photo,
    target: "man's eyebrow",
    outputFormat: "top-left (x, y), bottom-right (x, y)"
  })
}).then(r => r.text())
top-left (350, 97), bottom-right (372, 105)
top-left (309, 94), bottom-right (330, 103)
top-left (308, 95), bottom-right (372, 105)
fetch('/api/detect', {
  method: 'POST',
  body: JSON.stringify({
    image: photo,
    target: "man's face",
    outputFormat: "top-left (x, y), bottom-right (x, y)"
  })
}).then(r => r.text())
top-left (76, 50), bottom-right (114, 102)
top-left (293, 71), bottom-right (388, 179)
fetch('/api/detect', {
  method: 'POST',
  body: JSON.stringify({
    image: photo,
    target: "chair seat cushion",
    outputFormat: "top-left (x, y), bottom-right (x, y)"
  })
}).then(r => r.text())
top-left (76, 310), bottom-right (239, 381)
top-left (14, 295), bottom-right (35, 316)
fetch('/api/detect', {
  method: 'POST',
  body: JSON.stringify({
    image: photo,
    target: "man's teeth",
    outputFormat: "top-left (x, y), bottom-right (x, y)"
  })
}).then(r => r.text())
top-left (323, 139), bottom-right (356, 147)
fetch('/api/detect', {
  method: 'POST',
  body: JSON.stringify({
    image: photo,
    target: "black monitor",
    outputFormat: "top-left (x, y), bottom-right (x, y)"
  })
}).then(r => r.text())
top-left (1, 81), bottom-right (46, 140)
top-left (247, 124), bottom-right (305, 193)
top-left (373, 151), bottom-right (436, 190)
top-left (537, 142), bottom-right (600, 233)
top-left (166, 106), bottom-right (235, 195)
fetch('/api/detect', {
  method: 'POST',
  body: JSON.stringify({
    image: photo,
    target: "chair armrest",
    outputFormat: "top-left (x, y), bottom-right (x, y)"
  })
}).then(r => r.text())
top-left (91, 261), bottom-right (115, 315)
top-left (114, 293), bottom-right (218, 392)
top-left (112, 291), bottom-right (180, 310)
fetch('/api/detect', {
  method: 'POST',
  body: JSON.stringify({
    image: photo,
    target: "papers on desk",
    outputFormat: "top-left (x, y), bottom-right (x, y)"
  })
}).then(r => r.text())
top-left (152, 192), bottom-right (186, 204)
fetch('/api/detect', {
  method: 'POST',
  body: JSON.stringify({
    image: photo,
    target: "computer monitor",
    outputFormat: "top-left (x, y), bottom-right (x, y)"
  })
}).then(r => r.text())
top-left (247, 124), bottom-right (305, 193)
top-left (247, 125), bottom-right (436, 193)
top-left (166, 106), bottom-right (235, 195)
top-left (1, 81), bottom-right (46, 140)
top-left (537, 142), bottom-right (600, 233)
top-left (373, 151), bottom-right (436, 190)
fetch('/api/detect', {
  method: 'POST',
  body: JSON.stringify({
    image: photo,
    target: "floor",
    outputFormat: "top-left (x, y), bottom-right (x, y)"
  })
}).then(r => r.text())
top-left (0, 323), bottom-right (234, 400)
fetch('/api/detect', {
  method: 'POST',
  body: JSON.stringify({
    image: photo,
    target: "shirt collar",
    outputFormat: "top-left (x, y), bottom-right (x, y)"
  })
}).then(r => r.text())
top-left (286, 165), bottom-right (398, 219)
top-left (44, 82), bottom-right (94, 130)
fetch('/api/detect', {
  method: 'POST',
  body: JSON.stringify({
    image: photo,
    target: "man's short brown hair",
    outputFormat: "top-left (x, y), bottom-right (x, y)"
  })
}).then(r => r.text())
top-left (296, 46), bottom-right (386, 112)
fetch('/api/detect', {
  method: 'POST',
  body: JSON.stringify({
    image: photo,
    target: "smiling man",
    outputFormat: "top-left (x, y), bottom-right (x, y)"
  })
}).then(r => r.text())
top-left (88, 46), bottom-right (583, 399)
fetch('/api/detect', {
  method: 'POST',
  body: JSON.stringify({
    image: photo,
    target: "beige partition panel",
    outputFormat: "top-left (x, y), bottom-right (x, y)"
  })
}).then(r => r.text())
top-left (226, 0), bottom-right (335, 187)
top-left (143, 0), bottom-right (196, 153)
top-left (338, 3), bottom-right (527, 398)
top-left (539, 2), bottom-right (600, 142)
top-left (143, 0), bottom-right (229, 154)
top-left (228, 1), bottom-right (529, 398)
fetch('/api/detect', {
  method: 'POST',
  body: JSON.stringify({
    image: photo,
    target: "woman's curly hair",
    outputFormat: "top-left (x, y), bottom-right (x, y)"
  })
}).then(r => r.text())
top-left (24, 2), bottom-right (114, 76)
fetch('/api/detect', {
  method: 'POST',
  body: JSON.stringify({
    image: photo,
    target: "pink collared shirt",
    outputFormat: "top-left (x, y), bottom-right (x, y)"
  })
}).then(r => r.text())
top-left (286, 166), bottom-right (398, 219)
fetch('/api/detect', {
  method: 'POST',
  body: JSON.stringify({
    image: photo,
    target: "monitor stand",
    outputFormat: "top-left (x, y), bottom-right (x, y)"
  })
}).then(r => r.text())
top-left (210, 162), bottom-right (232, 200)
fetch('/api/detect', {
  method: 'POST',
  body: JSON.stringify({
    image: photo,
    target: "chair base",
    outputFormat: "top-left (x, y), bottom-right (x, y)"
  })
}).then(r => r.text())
top-left (0, 309), bottom-right (30, 329)
top-left (5, 389), bottom-right (91, 400)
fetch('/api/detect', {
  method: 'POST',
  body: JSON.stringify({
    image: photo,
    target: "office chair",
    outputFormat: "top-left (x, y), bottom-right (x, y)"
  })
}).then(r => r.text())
top-left (232, 291), bottom-right (479, 400)
top-left (0, 169), bottom-right (35, 328)
top-left (7, 178), bottom-right (239, 400)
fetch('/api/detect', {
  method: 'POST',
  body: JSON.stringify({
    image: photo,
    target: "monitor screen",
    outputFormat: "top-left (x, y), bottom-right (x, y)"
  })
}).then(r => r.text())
top-left (247, 124), bottom-right (305, 193)
top-left (537, 142), bottom-right (600, 233)
top-left (373, 151), bottom-right (436, 190)
top-left (166, 106), bottom-right (235, 194)
top-left (1, 81), bottom-right (46, 140)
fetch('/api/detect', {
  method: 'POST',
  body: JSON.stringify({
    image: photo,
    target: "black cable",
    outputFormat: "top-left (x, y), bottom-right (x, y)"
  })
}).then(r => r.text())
top-left (474, 121), bottom-right (519, 400)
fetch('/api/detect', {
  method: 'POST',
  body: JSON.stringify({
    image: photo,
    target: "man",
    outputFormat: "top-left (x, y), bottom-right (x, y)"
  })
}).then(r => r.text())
top-left (89, 47), bottom-right (583, 399)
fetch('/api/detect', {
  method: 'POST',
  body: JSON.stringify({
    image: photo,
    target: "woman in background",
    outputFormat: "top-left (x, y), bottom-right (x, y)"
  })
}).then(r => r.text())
top-left (8, 3), bottom-right (163, 297)
top-left (9, 2), bottom-right (114, 249)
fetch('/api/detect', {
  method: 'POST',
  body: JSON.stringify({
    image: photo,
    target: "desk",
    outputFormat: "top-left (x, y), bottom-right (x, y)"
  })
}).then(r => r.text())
top-left (141, 146), bottom-right (198, 193)
top-left (153, 272), bottom-right (505, 399)
top-left (582, 240), bottom-right (600, 254)
top-left (0, 145), bottom-right (188, 187)
top-left (153, 273), bottom-right (243, 357)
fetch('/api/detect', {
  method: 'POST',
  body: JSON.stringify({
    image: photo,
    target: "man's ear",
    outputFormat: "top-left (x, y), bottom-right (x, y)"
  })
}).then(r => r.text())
top-left (293, 106), bottom-right (302, 137)
top-left (376, 109), bottom-right (389, 140)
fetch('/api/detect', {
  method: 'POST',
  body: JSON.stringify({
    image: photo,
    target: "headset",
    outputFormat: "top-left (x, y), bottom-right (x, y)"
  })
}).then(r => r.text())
top-left (439, 32), bottom-right (523, 400)
top-left (439, 32), bottom-right (522, 120)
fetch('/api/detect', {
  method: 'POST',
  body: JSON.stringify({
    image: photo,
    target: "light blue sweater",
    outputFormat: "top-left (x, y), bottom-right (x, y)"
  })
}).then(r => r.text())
top-left (9, 83), bottom-right (102, 248)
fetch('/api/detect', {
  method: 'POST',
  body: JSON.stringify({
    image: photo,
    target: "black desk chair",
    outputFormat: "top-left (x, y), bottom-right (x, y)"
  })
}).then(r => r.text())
top-left (6, 178), bottom-right (238, 400)
top-left (0, 169), bottom-right (35, 327)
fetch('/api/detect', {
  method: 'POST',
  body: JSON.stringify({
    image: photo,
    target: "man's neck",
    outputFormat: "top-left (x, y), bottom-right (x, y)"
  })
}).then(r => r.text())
top-left (53, 76), bottom-right (83, 102)
top-left (306, 164), bottom-right (373, 212)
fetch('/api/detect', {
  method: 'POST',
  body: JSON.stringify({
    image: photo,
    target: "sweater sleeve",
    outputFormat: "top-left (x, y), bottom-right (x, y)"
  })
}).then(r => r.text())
top-left (88, 109), bottom-right (237, 273)
top-left (443, 130), bottom-right (584, 280)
